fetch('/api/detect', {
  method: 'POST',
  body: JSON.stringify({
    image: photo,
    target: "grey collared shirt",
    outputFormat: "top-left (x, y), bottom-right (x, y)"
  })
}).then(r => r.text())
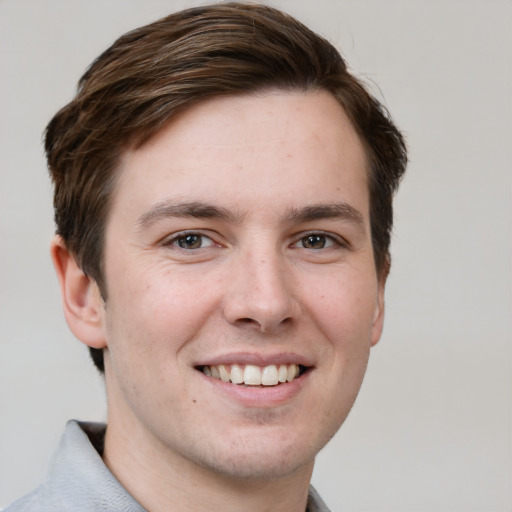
top-left (6, 420), bottom-right (331, 511)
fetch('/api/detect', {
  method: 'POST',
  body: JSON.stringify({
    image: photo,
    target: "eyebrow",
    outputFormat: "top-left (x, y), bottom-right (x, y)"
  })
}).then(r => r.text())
top-left (136, 199), bottom-right (365, 232)
top-left (137, 200), bottom-right (242, 229)
top-left (284, 203), bottom-right (365, 230)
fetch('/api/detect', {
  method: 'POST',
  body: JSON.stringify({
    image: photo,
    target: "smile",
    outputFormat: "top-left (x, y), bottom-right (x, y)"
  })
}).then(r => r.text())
top-left (199, 364), bottom-right (306, 387)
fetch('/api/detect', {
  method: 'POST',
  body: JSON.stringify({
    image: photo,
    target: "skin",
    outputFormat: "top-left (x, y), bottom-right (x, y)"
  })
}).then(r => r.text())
top-left (52, 90), bottom-right (385, 512)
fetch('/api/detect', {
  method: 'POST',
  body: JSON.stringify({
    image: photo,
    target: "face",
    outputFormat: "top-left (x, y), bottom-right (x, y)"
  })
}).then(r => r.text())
top-left (99, 90), bottom-right (385, 482)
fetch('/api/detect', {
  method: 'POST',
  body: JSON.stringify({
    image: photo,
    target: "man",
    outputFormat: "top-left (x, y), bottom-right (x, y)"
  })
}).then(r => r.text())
top-left (7, 3), bottom-right (406, 511)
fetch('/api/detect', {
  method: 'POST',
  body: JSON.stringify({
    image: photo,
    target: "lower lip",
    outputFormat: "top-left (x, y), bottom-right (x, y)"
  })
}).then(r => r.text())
top-left (198, 370), bottom-right (310, 407)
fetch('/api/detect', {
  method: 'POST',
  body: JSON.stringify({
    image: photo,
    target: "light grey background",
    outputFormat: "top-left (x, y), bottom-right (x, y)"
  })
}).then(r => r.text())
top-left (1, 0), bottom-right (511, 510)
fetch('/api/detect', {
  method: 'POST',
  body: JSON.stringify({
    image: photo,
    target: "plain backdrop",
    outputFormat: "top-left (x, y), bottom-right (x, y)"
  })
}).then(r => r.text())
top-left (1, 0), bottom-right (511, 510)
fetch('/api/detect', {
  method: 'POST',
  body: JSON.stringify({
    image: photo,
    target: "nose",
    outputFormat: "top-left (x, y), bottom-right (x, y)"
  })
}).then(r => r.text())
top-left (222, 248), bottom-right (300, 333)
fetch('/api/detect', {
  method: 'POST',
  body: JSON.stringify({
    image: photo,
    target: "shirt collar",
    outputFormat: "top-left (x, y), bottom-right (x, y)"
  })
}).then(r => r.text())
top-left (46, 420), bottom-right (330, 511)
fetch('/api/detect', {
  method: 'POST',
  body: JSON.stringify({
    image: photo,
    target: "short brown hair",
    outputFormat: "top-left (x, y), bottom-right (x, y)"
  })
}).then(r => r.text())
top-left (45, 2), bottom-right (407, 372)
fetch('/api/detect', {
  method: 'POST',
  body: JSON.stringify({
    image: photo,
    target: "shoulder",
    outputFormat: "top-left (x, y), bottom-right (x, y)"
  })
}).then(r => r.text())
top-left (3, 421), bottom-right (98, 512)
top-left (3, 484), bottom-right (65, 512)
top-left (307, 485), bottom-right (332, 512)
top-left (4, 420), bottom-right (145, 512)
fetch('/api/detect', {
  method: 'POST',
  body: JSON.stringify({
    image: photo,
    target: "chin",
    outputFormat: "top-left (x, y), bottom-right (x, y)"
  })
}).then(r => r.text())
top-left (200, 450), bottom-right (314, 482)
top-left (190, 424), bottom-right (331, 482)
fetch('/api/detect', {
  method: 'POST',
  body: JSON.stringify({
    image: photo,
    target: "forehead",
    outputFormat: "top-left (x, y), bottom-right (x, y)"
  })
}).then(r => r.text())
top-left (112, 90), bottom-right (369, 222)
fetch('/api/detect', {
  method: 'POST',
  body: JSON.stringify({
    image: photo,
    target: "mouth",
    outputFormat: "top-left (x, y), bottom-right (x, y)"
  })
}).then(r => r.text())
top-left (196, 363), bottom-right (308, 387)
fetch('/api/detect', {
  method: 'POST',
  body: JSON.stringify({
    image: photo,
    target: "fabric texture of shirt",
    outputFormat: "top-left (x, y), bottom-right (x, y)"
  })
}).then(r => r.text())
top-left (6, 420), bottom-right (331, 511)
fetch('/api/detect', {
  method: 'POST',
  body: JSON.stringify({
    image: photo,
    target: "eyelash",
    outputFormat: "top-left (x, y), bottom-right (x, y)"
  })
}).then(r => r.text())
top-left (291, 231), bottom-right (348, 250)
top-left (163, 230), bottom-right (348, 251)
top-left (163, 231), bottom-right (217, 250)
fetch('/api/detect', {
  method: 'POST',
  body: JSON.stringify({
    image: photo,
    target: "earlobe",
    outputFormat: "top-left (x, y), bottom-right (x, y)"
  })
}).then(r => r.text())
top-left (50, 235), bottom-right (107, 349)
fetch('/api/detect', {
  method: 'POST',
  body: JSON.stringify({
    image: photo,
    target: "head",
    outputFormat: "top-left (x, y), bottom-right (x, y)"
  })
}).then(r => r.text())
top-left (47, 4), bottom-right (408, 491)
top-left (46, 3), bottom-right (406, 373)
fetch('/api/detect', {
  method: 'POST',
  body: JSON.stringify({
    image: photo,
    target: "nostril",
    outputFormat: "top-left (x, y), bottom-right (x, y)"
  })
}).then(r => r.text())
top-left (233, 316), bottom-right (294, 332)
top-left (233, 318), bottom-right (261, 327)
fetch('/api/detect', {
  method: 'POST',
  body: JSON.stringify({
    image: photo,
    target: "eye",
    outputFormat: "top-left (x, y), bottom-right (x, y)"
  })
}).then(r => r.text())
top-left (167, 233), bottom-right (216, 250)
top-left (295, 233), bottom-right (338, 250)
top-left (301, 234), bottom-right (331, 249)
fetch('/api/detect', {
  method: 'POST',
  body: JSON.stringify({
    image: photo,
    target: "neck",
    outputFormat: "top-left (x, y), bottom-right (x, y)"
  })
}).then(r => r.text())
top-left (103, 413), bottom-right (314, 512)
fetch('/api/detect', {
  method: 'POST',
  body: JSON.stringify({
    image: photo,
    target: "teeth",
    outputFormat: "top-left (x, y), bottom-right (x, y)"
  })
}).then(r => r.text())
top-left (287, 364), bottom-right (298, 382)
top-left (230, 364), bottom-right (244, 384)
top-left (278, 365), bottom-right (288, 383)
top-left (244, 365), bottom-right (261, 385)
top-left (261, 365), bottom-right (279, 386)
top-left (201, 363), bottom-right (302, 386)
top-left (218, 364), bottom-right (230, 382)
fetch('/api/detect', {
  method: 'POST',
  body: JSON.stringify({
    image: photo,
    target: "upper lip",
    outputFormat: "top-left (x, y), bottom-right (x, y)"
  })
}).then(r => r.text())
top-left (194, 352), bottom-right (314, 368)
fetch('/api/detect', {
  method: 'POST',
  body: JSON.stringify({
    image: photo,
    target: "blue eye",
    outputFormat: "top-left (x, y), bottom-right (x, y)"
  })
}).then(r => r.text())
top-left (170, 233), bottom-right (215, 250)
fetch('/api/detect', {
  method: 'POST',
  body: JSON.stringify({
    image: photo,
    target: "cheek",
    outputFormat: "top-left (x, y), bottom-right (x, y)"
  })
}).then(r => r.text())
top-left (306, 270), bottom-right (378, 335)
top-left (105, 261), bottom-right (221, 356)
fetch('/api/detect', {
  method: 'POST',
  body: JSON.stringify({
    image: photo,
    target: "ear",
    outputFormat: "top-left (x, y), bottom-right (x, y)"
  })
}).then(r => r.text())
top-left (370, 278), bottom-right (386, 347)
top-left (50, 235), bottom-right (107, 349)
